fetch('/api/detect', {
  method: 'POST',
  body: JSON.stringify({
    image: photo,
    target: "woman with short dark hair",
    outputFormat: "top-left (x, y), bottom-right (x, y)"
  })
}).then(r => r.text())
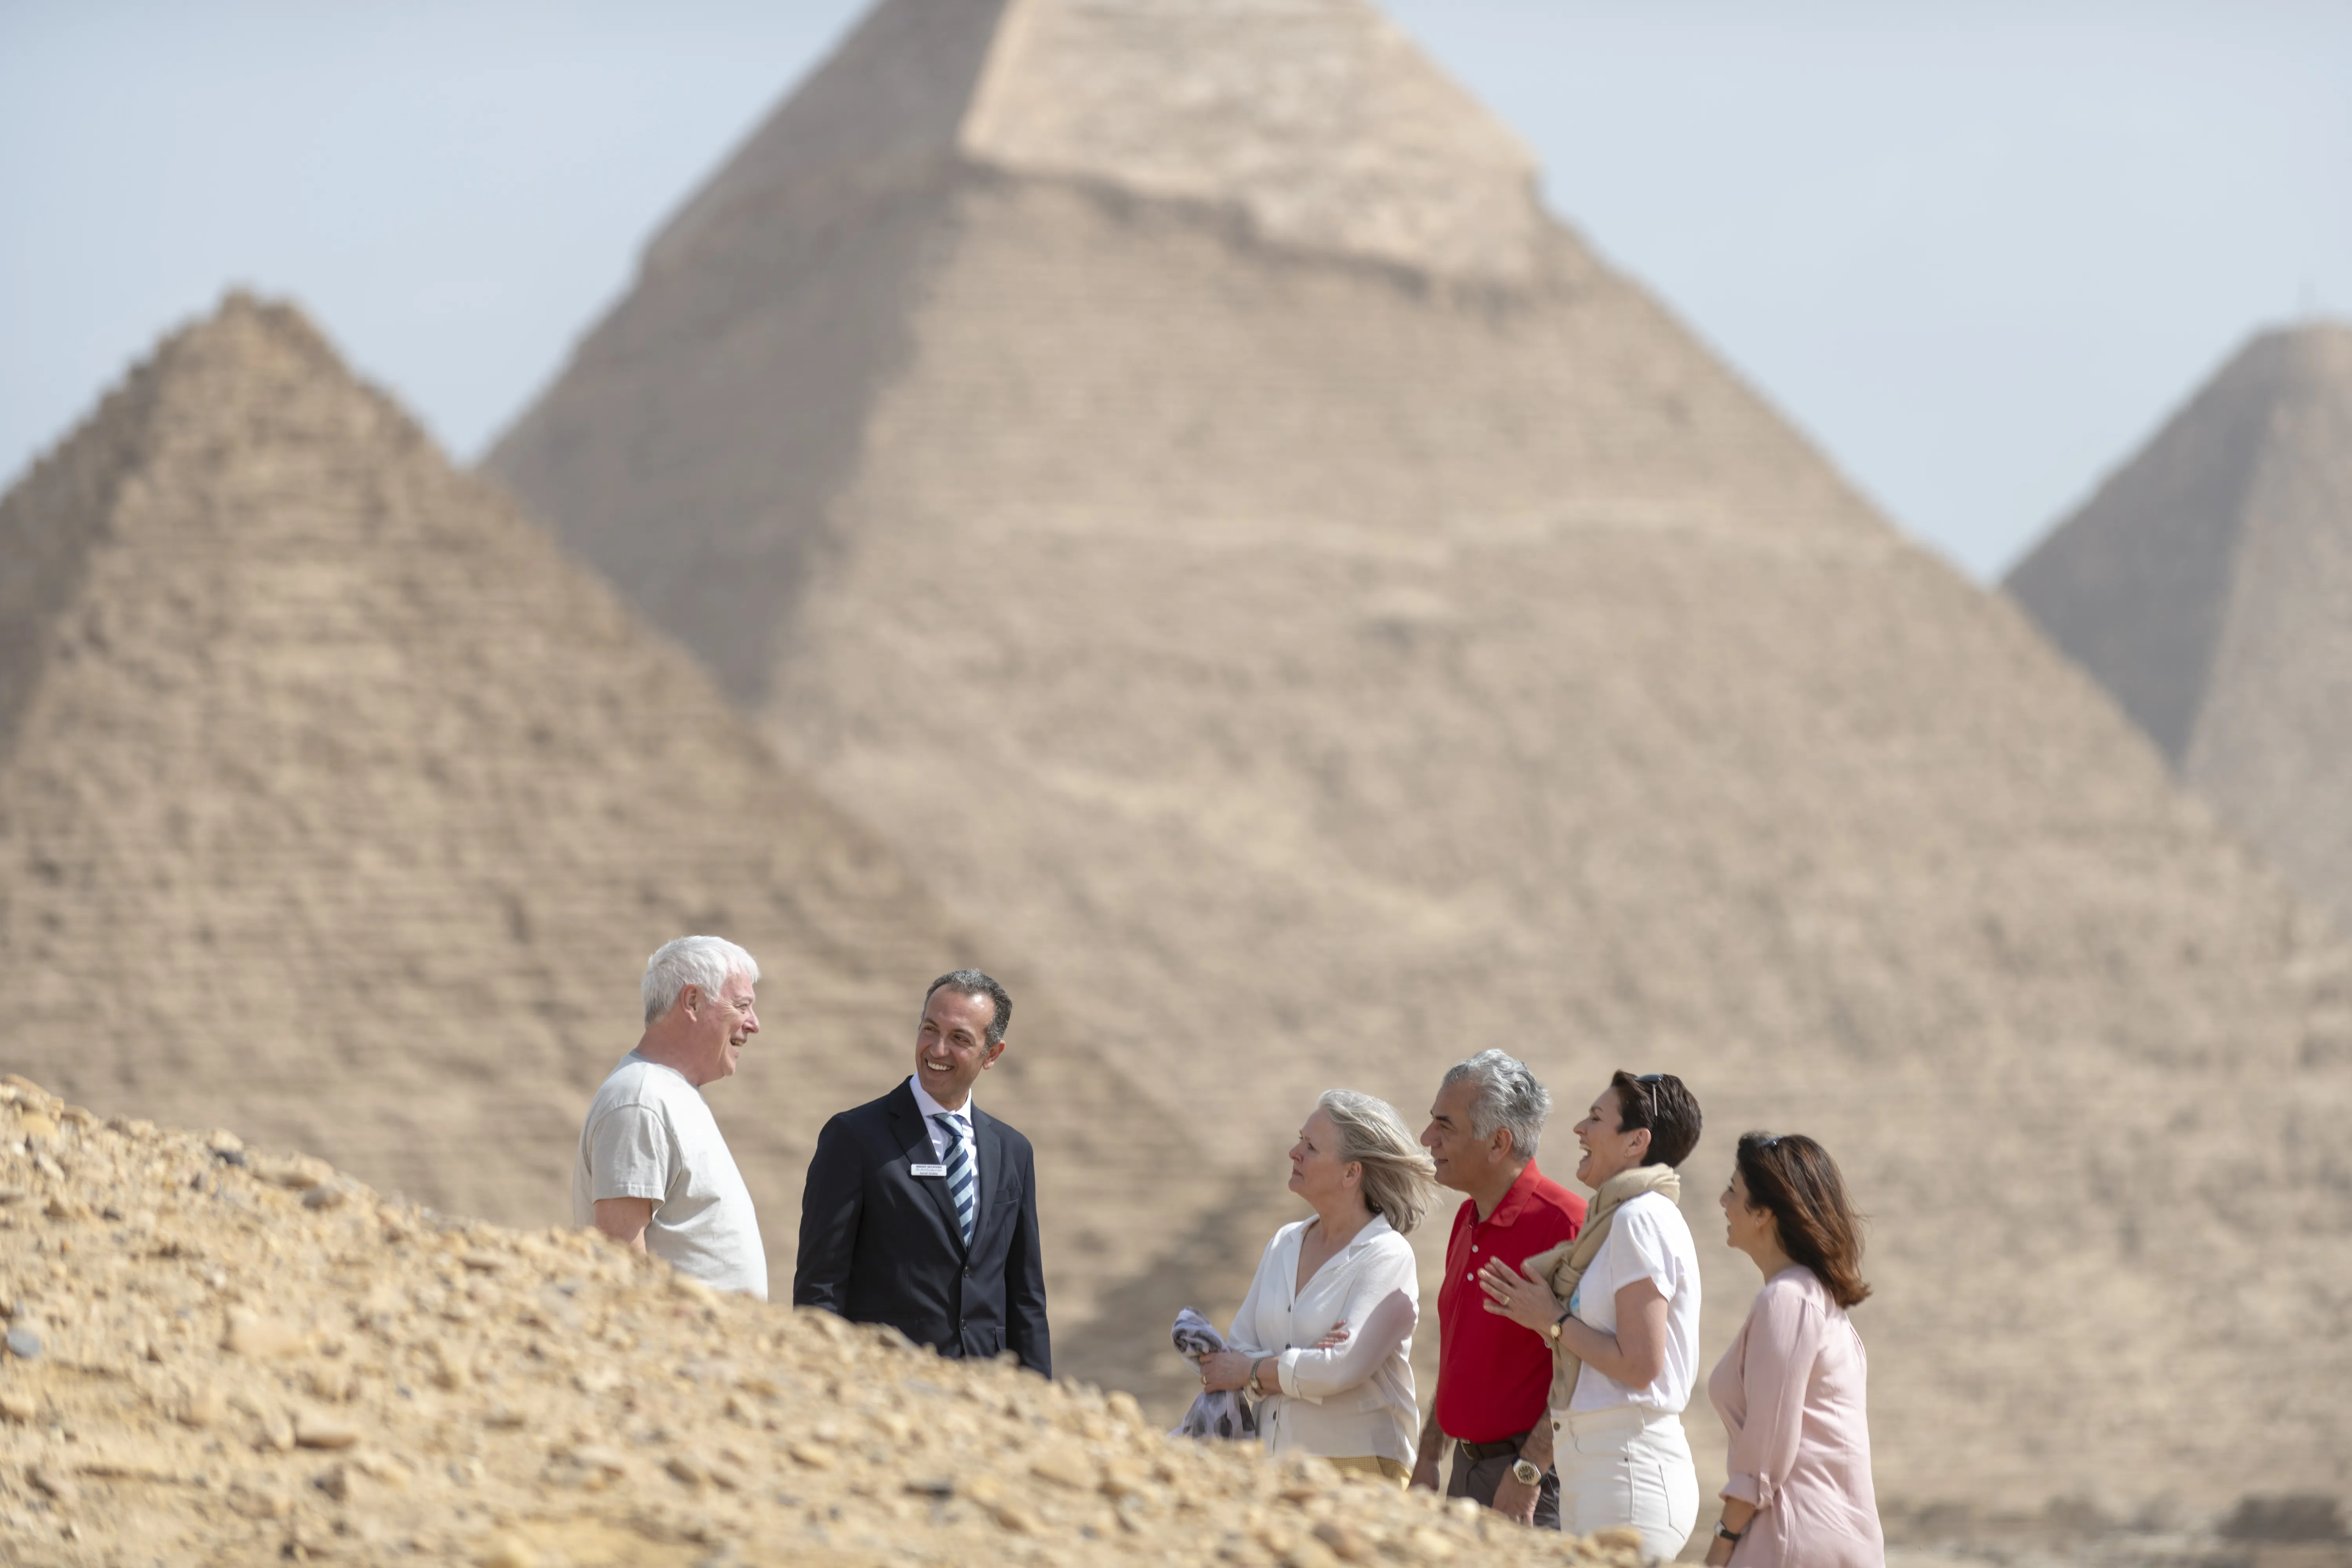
top-left (1480, 1070), bottom-right (1704, 1559)
top-left (1704, 1132), bottom-right (1883, 1566)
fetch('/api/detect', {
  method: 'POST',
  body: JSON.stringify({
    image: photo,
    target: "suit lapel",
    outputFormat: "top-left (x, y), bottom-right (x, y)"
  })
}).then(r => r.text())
top-left (887, 1082), bottom-right (967, 1255)
top-left (969, 1112), bottom-right (1008, 1252)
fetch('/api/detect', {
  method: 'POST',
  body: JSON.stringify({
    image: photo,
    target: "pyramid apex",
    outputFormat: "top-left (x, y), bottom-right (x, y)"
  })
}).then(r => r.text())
top-left (958, 0), bottom-right (1543, 280)
top-left (650, 0), bottom-right (1544, 283)
top-left (2241, 314), bottom-right (2352, 384)
top-left (163, 290), bottom-right (347, 377)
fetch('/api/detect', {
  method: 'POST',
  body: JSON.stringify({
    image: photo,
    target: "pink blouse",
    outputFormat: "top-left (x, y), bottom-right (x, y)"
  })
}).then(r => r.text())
top-left (1707, 1267), bottom-right (1884, 1567)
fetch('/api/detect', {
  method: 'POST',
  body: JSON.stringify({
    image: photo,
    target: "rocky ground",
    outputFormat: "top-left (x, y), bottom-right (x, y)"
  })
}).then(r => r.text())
top-left (0, 1075), bottom-right (1645, 1567)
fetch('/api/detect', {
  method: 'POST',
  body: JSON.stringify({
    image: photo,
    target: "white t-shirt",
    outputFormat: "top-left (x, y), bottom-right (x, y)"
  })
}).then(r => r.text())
top-left (1565, 1190), bottom-right (1700, 1414)
top-left (572, 1051), bottom-right (767, 1299)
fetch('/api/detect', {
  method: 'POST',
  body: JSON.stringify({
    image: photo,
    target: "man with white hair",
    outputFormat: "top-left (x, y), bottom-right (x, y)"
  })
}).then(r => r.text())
top-left (572, 935), bottom-right (767, 1298)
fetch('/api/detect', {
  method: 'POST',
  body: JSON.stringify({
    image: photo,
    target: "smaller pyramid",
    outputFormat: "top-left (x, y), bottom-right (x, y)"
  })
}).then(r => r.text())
top-left (0, 296), bottom-right (1184, 1338)
top-left (2007, 322), bottom-right (2352, 928)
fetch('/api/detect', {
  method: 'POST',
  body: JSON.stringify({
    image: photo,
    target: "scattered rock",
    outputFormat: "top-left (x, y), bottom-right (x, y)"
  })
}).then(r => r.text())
top-left (0, 1085), bottom-right (1642, 1567)
top-left (5, 1325), bottom-right (42, 1360)
top-left (1314, 1519), bottom-right (1374, 1562)
top-left (226, 1475), bottom-right (293, 1519)
top-left (1031, 1449), bottom-right (1095, 1489)
top-left (295, 1412), bottom-right (360, 1449)
top-left (564, 1445), bottom-right (628, 1483)
top-left (224, 1308), bottom-right (309, 1359)
top-left (478, 1534), bottom-right (539, 1568)
top-left (350, 1452), bottom-right (412, 1488)
top-left (257, 1154), bottom-right (334, 1190)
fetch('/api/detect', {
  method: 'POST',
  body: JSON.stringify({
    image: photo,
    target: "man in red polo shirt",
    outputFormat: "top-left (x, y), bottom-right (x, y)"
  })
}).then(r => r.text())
top-left (1411, 1050), bottom-right (1585, 1527)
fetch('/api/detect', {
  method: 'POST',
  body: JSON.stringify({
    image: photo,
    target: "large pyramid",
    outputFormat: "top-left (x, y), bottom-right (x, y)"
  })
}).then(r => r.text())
top-left (2007, 322), bottom-right (2352, 931)
top-left (486, 0), bottom-right (2352, 1516)
top-left (0, 294), bottom-right (1190, 1339)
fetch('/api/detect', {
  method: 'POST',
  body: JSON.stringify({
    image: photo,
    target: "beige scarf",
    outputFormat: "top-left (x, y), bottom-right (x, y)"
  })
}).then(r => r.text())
top-left (1519, 1164), bottom-right (1681, 1412)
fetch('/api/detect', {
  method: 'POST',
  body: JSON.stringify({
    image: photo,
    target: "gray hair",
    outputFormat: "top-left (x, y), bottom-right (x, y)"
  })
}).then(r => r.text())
top-left (642, 936), bottom-right (760, 1025)
top-left (1317, 1089), bottom-right (1440, 1236)
top-left (1440, 1049), bottom-right (1552, 1162)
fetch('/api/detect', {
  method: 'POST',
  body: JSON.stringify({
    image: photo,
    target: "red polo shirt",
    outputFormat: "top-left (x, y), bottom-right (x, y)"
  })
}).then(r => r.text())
top-left (1434, 1161), bottom-right (1586, 1443)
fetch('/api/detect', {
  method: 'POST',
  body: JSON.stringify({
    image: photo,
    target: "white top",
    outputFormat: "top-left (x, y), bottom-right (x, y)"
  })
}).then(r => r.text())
top-left (1226, 1214), bottom-right (1421, 1466)
top-left (907, 1074), bottom-right (981, 1207)
top-left (572, 1051), bottom-right (768, 1299)
top-left (1565, 1190), bottom-right (1700, 1414)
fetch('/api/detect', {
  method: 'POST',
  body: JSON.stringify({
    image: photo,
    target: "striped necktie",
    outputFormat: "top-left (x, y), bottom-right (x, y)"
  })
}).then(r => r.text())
top-left (933, 1112), bottom-right (975, 1247)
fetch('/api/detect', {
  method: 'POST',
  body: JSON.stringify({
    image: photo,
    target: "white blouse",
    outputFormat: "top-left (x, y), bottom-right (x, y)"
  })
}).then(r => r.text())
top-left (1225, 1214), bottom-right (1421, 1466)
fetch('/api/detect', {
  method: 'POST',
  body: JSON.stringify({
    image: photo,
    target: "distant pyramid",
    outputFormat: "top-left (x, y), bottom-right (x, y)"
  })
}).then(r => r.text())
top-left (487, 0), bottom-right (2352, 1513)
top-left (0, 294), bottom-right (1185, 1336)
top-left (2008, 322), bottom-right (2352, 930)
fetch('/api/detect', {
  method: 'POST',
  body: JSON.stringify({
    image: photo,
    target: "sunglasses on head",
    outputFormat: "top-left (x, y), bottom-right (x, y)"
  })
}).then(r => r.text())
top-left (1633, 1072), bottom-right (1666, 1123)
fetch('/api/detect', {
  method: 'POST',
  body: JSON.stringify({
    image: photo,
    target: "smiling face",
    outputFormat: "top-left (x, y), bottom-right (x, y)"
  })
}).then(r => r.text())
top-left (682, 971), bottom-right (759, 1086)
top-left (914, 986), bottom-right (1003, 1111)
top-left (1720, 1166), bottom-right (1777, 1260)
top-left (1287, 1108), bottom-right (1359, 1212)
top-left (1572, 1085), bottom-right (1651, 1191)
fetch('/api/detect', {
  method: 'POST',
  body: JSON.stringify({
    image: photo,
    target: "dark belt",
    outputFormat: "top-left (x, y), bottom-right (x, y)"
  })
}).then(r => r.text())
top-left (1454, 1430), bottom-right (1532, 1464)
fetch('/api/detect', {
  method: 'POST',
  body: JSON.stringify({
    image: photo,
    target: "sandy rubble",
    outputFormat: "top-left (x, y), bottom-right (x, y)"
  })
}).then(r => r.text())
top-left (0, 1076), bottom-right (1641, 1568)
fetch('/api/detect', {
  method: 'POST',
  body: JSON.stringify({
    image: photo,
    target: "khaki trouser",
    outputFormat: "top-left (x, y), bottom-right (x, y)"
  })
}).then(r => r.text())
top-left (1323, 1454), bottom-right (1411, 1487)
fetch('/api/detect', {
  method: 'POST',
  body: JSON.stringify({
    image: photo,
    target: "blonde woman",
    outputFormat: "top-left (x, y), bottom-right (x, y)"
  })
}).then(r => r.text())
top-left (1195, 1090), bottom-right (1439, 1483)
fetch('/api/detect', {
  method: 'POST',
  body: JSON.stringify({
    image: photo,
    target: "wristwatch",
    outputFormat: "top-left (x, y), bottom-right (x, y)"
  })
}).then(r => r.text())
top-left (1546, 1306), bottom-right (1574, 1343)
top-left (1715, 1520), bottom-right (1744, 1543)
top-left (1510, 1457), bottom-right (1543, 1487)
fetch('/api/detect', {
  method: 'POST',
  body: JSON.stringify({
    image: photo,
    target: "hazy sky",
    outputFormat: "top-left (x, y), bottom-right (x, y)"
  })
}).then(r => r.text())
top-left (4, 1), bottom-right (2345, 579)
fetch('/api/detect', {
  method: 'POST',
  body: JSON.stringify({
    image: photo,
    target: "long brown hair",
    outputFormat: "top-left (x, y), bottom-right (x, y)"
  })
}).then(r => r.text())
top-left (1733, 1132), bottom-right (1871, 1308)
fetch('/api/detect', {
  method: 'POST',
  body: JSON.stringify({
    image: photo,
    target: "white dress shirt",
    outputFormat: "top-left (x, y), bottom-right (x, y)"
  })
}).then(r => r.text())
top-left (907, 1074), bottom-right (980, 1210)
top-left (1225, 1213), bottom-right (1421, 1466)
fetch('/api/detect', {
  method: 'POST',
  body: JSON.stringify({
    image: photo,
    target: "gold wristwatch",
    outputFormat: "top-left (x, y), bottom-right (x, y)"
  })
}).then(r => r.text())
top-left (1546, 1306), bottom-right (1573, 1343)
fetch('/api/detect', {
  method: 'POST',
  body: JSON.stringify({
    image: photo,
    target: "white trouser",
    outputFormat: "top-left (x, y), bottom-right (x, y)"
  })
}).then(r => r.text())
top-left (1551, 1403), bottom-right (1699, 1563)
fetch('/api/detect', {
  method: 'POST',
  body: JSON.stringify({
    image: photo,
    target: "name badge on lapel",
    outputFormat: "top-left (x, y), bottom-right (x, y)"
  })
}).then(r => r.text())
top-left (910, 1162), bottom-right (947, 1178)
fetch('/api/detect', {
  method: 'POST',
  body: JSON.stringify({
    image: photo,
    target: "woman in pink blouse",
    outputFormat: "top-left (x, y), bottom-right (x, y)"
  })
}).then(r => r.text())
top-left (1705, 1133), bottom-right (1882, 1567)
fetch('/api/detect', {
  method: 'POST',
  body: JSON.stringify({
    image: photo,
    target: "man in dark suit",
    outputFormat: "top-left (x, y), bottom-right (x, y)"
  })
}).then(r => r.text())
top-left (792, 969), bottom-right (1050, 1376)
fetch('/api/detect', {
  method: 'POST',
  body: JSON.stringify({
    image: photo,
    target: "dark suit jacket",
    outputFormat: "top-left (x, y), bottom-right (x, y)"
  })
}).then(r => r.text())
top-left (791, 1080), bottom-right (1050, 1377)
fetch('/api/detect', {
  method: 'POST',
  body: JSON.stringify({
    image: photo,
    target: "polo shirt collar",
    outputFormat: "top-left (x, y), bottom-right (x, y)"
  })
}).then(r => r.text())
top-left (1479, 1161), bottom-right (1549, 1228)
